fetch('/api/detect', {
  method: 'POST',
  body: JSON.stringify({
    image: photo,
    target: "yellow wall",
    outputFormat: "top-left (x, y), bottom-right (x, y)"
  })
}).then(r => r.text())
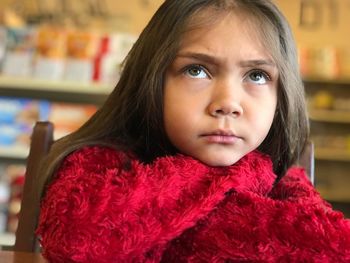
top-left (275, 0), bottom-right (350, 77)
top-left (276, 0), bottom-right (350, 47)
top-left (3, 0), bottom-right (348, 42)
top-left (0, 0), bottom-right (164, 33)
top-left (2, 0), bottom-right (349, 36)
top-left (104, 1), bottom-right (163, 33)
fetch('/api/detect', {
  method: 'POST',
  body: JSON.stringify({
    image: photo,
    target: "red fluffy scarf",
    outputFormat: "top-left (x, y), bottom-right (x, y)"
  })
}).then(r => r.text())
top-left (37, 147), bottom-right (350, 262)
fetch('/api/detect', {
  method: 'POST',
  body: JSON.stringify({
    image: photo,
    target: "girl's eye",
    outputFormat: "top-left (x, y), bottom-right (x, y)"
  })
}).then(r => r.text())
top-left (184, 65), bottom-right (208, 79)
top-left (246, 70), bottom-right (271, 85)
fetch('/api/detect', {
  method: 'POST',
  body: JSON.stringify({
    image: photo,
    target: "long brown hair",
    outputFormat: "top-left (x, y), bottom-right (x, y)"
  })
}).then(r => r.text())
top-left (39, 0), bottom-right (309, 198)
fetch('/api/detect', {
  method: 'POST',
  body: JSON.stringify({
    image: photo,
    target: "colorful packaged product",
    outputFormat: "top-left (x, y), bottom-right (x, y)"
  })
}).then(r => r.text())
top-left (33, 26), bottom-right (67, 80)
top-left (63, 30), bottom-right (99, 82)
top-left (1, 27), bottom-right (36, 77)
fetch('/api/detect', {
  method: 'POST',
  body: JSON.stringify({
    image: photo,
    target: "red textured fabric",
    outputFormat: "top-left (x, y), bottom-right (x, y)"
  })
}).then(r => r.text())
top-left (37, 146), bottom-right (350, 262)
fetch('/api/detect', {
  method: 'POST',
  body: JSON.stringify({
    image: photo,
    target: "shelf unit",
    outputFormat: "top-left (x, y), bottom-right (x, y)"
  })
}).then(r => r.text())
top-left (309, 108), bottom-right (350, 124)
top-left (304, 77), bottom-right (350, 212)
top-left (0, 145), bottom-right (28, 161)
top-left (309, 108), bottom-right (350, 162)
top-left (0, 75), bottom-right (113, 161)
top-left (315, 147), bottom-right (350, 162)
top-left (0, 76), bottom-right (113, 246)
top-left (0, 232), bottom-right (15, 248)
top-left (0, 75), bottom-right (113, 105)
top-left (303, 76), bottom-right (350, 85)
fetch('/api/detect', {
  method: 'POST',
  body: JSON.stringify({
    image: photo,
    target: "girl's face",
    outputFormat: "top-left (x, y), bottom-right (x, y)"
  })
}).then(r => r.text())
top-left (163, 12), bottom-right (278, 166)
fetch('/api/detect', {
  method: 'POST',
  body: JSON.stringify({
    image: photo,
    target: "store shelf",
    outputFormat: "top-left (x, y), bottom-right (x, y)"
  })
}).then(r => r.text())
top-left (0, 145), bottom-right (29, 160)
top-left (0, 75), bottom-right (113, 94)
top-left (0, 232), bottom-right (15, 247)
top-left (304, 76), bottom-right (350, 214)
top-left (0, 75), bottom-right (113, 104)
top-left (304, 76), bottom-right (350, 85)
top-left (318, 188), bottom-right (350, 203)
top-left (315, 147), bottom-right (350, 162)
top-left (309, 108), bottom-right (350, 123)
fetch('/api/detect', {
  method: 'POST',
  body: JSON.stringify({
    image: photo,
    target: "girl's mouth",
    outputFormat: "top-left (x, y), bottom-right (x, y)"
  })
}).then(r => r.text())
top-left (200, 130), bottom-right (241, 144)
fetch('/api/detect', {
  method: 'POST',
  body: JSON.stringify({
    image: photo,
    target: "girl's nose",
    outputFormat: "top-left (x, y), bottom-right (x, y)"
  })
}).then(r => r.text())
top-left (207, 97), bottom-right (243, 118)
top-left (208, 101), bottom-right (243, 117)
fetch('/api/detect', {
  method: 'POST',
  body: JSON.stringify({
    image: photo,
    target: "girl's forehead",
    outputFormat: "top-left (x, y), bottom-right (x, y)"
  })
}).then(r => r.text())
top-left (181, 12), bottom-right (267, 47)
top-left (185, 8), bottom-right (272, 41)
top-left (180, 8), bottom-right (281, 62)
top-left (185, 7), bottom-right (253, 29)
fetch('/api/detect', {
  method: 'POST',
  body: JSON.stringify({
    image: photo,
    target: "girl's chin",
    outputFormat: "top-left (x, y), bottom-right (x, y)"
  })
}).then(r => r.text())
top-left (198, 157), bottom-right (242, 167)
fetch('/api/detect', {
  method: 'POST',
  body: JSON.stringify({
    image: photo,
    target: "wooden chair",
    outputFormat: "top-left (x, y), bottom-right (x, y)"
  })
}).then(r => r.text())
top-left (12, 121), bottom-right (314, 252)
top-left (14, 121), bottom-right (54, 252)
top-left (298, 141), bottom-right (315, 185)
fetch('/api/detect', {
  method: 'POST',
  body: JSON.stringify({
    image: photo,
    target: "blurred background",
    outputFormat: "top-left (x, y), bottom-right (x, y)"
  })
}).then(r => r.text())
top-left (0, 0), bottom-right (349, 248)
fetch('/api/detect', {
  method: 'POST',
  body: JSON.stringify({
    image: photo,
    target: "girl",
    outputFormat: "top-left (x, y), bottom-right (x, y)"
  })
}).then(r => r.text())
top-left (37, 0), bottom-right (350, 262)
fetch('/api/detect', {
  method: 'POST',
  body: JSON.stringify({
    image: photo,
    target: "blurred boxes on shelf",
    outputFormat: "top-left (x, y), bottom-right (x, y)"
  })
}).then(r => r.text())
top-left (33, 26), bottom-right (67, 81)
top-left (1, 27), bottom-right (36, 77)
top-left (310, 90), bottom-right (350, 112)
top-left (63, 30), bottom-right (98, 83)
top-left (299, 45), bottom-right (350, 79)
top-left (0, 28), bottom-right (6, 69)
top-left (0, 25), bottom-right (137, 86)
top-left (49, 103), bottom-right (97, 139)
top-left (0, 163), bottom-right (25, 234)
top-left (0, 96), bottom-right (97, 234)
top-left (0, 97), bottom-right (50, 151)
top-left (94, 33), bottom-right (137, 84)
top-left (0, 165), bottom-right (10, 233)
top-left (299, 46), bottom-right (340, 79)
top-left (0, 97), bottom-right (97, 151)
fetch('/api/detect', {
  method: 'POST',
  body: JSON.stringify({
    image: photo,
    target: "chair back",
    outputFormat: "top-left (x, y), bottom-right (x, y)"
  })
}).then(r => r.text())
top-left (298, 141), bottom-right (315, 184)
top-left (14, 121), bottom-right (54, 252)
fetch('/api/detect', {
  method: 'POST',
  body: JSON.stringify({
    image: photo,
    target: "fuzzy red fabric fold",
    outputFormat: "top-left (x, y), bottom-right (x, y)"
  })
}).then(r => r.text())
top-left (37, 146), bottom-right (350, 262)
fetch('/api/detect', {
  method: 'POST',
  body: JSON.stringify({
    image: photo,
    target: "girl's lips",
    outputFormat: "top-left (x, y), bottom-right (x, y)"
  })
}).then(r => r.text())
top-left (202, 134), bottom-right (240, 144)
top-left (200, 131), bottom-right (241, 144)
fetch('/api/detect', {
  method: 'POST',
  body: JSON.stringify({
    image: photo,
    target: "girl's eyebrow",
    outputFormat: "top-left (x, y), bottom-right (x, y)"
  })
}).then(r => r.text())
top-left (239, 60), bottom-right (276, 68)
top-left (176, 52), bottom-right (221, 66)
top-left (176, 52), bottom-right (276, 68)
